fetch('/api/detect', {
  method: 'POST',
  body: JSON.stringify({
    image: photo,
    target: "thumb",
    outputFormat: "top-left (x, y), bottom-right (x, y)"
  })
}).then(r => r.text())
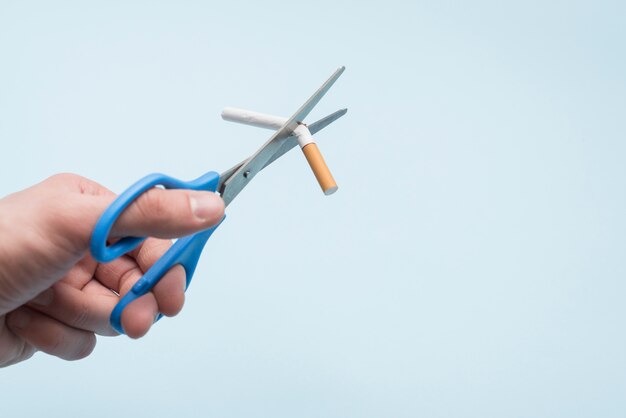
top-left (108, 188), bottom-right (225, 239)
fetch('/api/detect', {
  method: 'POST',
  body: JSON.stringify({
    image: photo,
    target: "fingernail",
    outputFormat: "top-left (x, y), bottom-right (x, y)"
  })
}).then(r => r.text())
top-left (31, 288), bottom-right (54, 307)
top-left (8, 310), bottom-right (31, 330)
top-left (190, 193), bottom-right (223, 220)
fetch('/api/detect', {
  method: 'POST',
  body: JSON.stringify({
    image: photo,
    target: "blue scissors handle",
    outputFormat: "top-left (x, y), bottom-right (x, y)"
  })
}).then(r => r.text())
top-left (90, 170), bottom-right (223, 334)
top-left (91, 171), bottom-right (220, 262)
top-left (108, 222), bottom-right (221, 334)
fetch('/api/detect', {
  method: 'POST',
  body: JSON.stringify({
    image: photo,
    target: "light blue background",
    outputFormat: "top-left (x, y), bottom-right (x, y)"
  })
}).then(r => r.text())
top-left (1, 1), bottom-right (625, 417)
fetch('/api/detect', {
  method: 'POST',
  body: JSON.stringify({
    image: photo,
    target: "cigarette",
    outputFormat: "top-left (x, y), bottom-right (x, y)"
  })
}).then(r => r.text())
top-left (294, 125), bottom-right (338, 195)
top-left (221, 107), bottom-right (287, 130)
top-left (222, 107), bottom-right (338, 195)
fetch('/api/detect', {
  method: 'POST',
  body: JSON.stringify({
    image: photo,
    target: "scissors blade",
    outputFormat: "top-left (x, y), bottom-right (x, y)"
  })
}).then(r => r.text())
top-left (220, 67), bottom-right (345, 206)
top-left (217, 161), bottom-right (246, 193)
top-left (259, 108), bottom-right (348, 171)
top-left (217, 108), bottom-right (348, 200)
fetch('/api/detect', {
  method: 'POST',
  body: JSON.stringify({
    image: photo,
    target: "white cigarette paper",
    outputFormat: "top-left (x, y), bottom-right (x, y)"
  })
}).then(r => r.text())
top-left (221, 107), bottom-right (287, 130)
top-left (293, 124), bottom-right (315, 148)
top-left (221, 107), bottom-right (315, 148)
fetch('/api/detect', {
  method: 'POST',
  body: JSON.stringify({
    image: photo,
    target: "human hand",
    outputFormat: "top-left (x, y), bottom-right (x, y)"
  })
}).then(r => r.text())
top-left (0, 173), bottom-right (224, 367)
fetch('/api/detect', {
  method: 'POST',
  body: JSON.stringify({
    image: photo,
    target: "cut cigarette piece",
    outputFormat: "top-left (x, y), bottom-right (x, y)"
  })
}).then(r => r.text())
top-left (293, 124), bottom-right (314, 147)
top-left (302, 142), bottom-right (338, 195)
top-left (221, 107), bottom-right (287, 130)
top-left (222, 107), bottom-right (338, 195)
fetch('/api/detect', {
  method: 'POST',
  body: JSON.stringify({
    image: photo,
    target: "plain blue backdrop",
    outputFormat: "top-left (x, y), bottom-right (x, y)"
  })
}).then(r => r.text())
top-left (1, 1), bottom-right (625, 417)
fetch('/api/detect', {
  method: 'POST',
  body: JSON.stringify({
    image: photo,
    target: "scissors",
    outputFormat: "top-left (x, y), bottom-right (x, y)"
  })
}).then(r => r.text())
top-left (90, 67), bottom-right (347, 334)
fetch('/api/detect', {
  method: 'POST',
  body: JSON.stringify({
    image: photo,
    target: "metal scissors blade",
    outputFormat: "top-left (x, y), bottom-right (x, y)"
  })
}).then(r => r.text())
top-left (217, 107), bottom-right (347, 206)
top-left (219, 66), bottom-right (346, 206)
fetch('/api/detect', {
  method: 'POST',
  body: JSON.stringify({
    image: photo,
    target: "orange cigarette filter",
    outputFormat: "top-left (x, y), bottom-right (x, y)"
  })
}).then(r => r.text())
top-left (302, 142), bottom-right (338, 195)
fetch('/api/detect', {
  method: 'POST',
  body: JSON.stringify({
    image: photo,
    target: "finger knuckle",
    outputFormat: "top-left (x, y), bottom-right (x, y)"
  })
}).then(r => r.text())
top-left (0, 338), bottom-right (17, 367)
top-left (119, 267), bottom-right (143, 295)
top-left (137, 190), bottom-right (168, 221)
top-left (38, 328), bottom-right (65, 355)
top-left (138, 239), bottom-right (172, 267)
top-left (37, 327), bottom-right (94, 361)
top-left (72, 334), bottom-right (96, 360)
top-left (71, 299), bottom-right (91, 329)
top-left (12, 343), bottom-right (37, 366)
top-left (0, 342), bottom-right (36, 368)
top-left (45, 173), bottom-right (84, 186)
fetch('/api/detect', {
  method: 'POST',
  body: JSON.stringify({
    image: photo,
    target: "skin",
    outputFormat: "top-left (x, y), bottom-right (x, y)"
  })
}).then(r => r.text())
top-left (0, 173), bottom-right (224, 367)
